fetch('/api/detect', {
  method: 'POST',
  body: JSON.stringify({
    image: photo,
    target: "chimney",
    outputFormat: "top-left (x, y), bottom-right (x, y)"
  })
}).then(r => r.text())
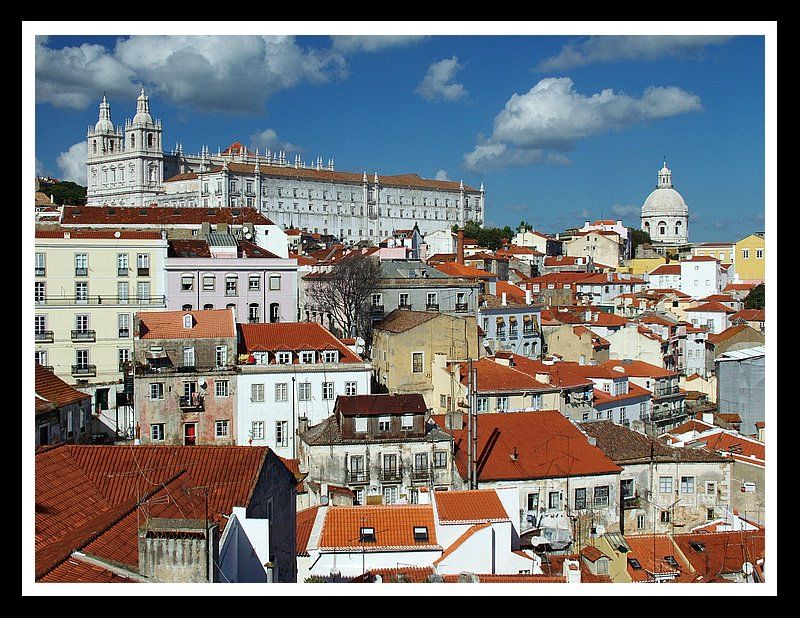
top-left (563, 558), bottom-right (582, 583)
top-left (525, 289), bottom-right (532, 305)
top-left (445, 410), bottom-right (463, 430)
top-left (585, 309), bottom-right (592, 322)
top-left (138, 518), bottom-right (217, 583)
top-left (298, 416), bottom-right (309, 435)
top-left (417, 486), bottom-right (431, 504)
top-left (535, 371), bottom-right (550, 384)
top-left (501, 292), bottom-right (507, 306)
top-left (457, 229), bottom-right (465, 265)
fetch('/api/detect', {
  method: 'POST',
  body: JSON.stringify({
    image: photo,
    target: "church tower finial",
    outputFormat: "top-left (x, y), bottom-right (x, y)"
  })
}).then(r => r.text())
top-left (658, 159), bottom-right (672, 189)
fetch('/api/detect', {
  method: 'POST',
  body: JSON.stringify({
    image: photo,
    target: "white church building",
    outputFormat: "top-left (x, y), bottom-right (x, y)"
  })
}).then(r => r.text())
top-left (84, 91), bottom-right (486, 245)
top-left (641, 161), bottom-right (689, 245)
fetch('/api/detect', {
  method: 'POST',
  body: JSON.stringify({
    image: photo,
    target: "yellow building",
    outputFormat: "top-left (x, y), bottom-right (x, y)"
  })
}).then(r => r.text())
top-left (620, 256), bottom-right (666, 276)
top-left (734, 233), bottom-right (765, 283)
top-left (34, 228), bottom-right (168, 435)
top-left (692, 241), bottom-right (736, 264)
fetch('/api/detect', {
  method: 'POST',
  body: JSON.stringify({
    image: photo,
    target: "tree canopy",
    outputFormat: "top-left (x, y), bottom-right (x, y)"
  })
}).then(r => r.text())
top-left (743, 283), bottom-right (765, 309)
top-left (455, 221), bottom-right (515, 251)
top-left (43, 181), bottom-right (87, 206)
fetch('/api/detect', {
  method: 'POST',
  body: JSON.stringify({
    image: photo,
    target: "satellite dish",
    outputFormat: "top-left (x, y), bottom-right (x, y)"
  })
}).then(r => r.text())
top-left (114, 231), bottom-right (121, 238)
top-left (244, 232), bottom-right (252, 239)
top-left (197, 378), bottom-right (207, 388)
top-left (742, 562), bottom-right (754, 576)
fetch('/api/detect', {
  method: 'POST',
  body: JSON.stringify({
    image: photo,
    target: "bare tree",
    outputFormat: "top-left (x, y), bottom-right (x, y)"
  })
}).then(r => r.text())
top-left (306, 252), bottom-right (382, 340)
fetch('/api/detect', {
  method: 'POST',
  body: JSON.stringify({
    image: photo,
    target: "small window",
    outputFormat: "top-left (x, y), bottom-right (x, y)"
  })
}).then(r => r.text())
top-left (378, 416), bottom-right (391, 432)
top-left (269, 275), bottom-right (281, 290)
top-left (151, 424), bottom-right (165, 441)
top-left (412, 352), bottom-right (423, 373)
top-left (680, 476), bottom-right (695, 494)
top-left (274, 383), bottom-right (287, 402)
top-left (298, 382), bottom-right (311, 401)
top-left (628, 558), bottom-right (643, 570)
top-left (360, 527), bottom-right (376, 543)
top-left (183, 314), bottom-right (193, 328)
top-left (345, 381), bottom-right (357, 396)
top-left (413, 527), bottom-right (429, 542)
top-left (249, 274), bottom-right (261, 290)
top-left (322, 350), bottom-right (338, 363)
top-left (215, 380), bottom-right (229, 397)
top-left (202, 275), bottom-right (215, 291)
top-left (181, 275), bottom-right (194, 291)
top-left (275, 421), bottom-right (288, 447)
top-left (251, 383), bottom-right (265, 402)
top-left (150, 383), bottom-right (164, 400)
top-left (574, 488), bottom-right (586, 510)
top-left (401, 414), bottom-right (414, 430)
top-left (276, 351), bottom-right (291, 364)
top-left (322, 382), bottom-right (334, 400)
top-left (300, 351), bottom-right (315, 364)
top-left (354, 417), bottom-right (368, 433)
top-left (251, 421), bottom-right (265, 440)
top-left (434, 451), bottom-right (447, 468)
top-left (664, 555), bottom-right (679, 569)
top-left (593, 485), bottom-right (610, 507)
top-left (636, 514), bottom-right (645, 530)
top-left (215, 420), bottom-right (229, 438)
top-left (660, 510), bottom-right (671, 523)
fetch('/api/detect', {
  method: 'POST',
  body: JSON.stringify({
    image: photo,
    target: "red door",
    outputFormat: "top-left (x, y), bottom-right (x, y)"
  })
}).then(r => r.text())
top-left (184, 423), bottom-right (197, 446)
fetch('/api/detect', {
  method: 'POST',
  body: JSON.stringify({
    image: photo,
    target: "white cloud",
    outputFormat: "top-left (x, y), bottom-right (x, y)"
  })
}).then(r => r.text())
top-left (547, 153), bottom-right (572, 166)
top-left (537, 35), bottom-right (733, 71)
top-left (36, 36), bottom-right (348, 114)
top-left (434, 169), bottom-right (450, 181)
top-left (330, 35), bottom-right (426, 54)
top-left (56, 141), bottom-right (88, 184)
top-left (249, 128), bottom-right (301, 154)
top-left (415, 56), bottom-right (468, 102)
top-left (464, 77), bottom-right (701, 171)
top-left (611, 204), bottom-right (642, 218)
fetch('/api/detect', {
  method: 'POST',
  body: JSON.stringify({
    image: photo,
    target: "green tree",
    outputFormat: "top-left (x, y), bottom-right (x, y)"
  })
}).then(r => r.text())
top-left (743, 283), bottom-right (765, 309)
top-left (46, 181), bottom-right (87, 206)
top-left (629, 228), bottom-right (651, 256)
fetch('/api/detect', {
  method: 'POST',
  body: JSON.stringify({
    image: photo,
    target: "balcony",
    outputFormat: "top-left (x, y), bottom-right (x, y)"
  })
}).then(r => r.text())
top-left (118, 328), bottom-right (130, 338)
top-left (348, 470), bottom-right (369, 485)
top-left (35, 267), bottom-right (45, 277)
top-left (454, 303), bottom-right (468, 312)
top-left (71, 364), bottom-right (96, 377)
top-left (369, 305), bottom-right (385, 316)
top-left (411, 467), bottom-right (431, 483)
top-left (137, 267), bottom-right (150, 277)
top-left (425, 303), bottom-right (439, 311)
top-left (38, 295), bottom-right (166, 307)
top-left (654, 385), bottom-right (681, 398)
top-left (35, 330), bottom-right (54, 343)
top-left (71, 329), bottom-right (96, 342)
top-left (509, 330), bottom-right (519, 340)
top-left (398, 303), bottom-right (412, 311)
top-left (179, 394), bottom-right (204, 413)
top-left (75, 267), bottom-right (88, 277)
top-left (379, 468), bottom-right (402, 483)
top-left (117, 268), bottom-right (128, 277)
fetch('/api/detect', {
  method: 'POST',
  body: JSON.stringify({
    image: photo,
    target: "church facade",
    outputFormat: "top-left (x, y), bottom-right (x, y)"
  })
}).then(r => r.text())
top-left (85, 92), bottom-right (486, 245)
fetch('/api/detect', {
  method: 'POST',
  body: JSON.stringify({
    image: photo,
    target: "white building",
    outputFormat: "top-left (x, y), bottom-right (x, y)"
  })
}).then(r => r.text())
top-left (236, 322), bottom-right (372, 458)
top-left (680, 256), bottom-right (728, 299)
top-left (684, 302), bottom-right (735, 335)
top-left (84, 93), bottom-right (485, 245)
top-left (641, 161), bottom-right (689, 244)
top-left (647, 263), bottom-right (681, 291)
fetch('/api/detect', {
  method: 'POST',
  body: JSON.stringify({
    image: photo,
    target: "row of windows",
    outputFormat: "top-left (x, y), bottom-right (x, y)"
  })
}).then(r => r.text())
top-left (247, 349), bottom-right (341, 365)
top-left (34, 253), bottom-right (150, 277)
top-left (349, 451), bottom-right (448, 472)
top-left (741, 249), bottom-right (764, 259)
top-left (34, 348), bottom-right (131, 368)
top-left (150, 419), bottom-right (229, 442)
top-left (34, 281), bottom-right (153, 303)
top-left (526, 485), bottom-right (611, 511)
top-left (249, 380), bottom-right (358, 402)
top-left (35, 313), bottom-right (133, 338)
top-left (149, 379), bottom-right (231, 400)
top-left (657, 476), bottom-right (715, 495)
top-left (180, 273), bottom-right (281, 293)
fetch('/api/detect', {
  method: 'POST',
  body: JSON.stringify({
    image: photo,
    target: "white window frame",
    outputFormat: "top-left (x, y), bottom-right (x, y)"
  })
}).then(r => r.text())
top-left (215, 346), bottom-right (228, 368)
top-left (298, 382), bottom-right (311, 401)
top-left (322, 350), bottom-right (338, 363)
top-left (354, 417), bottom-right (368, 433)
top-left (251, 421), bottom-right (265, 440)
top-left (275, 421), bottom-right (288, 447)
top-left (299, 351), bottom-right (315, 364)
top-left (322, 382), bottom-right (334, 400)
top-left (681, 476), bottom-right (695, 494)
top-left (183, 346), bottom-right (195, 367)
top-left (249, 274), bottom-right (261, 290)
top-left (345, 381), bottom-right (357, 396)
top-left (202, 274), bottom-right (216, 291)
top-left (378, 416), bottom-right (391, 432)
top-left (496, 396), bottom-right (508, 411)
top-left (401, 414), bottom-right (414, 430)
top-left (251, 383), bottom-right (265, 403)
top-left (411, 351), bottom-right (424, 373)
top-left (269, 275), bottom-right (281, 290)
top-left (151, 424), bottom-right (165, 441)
top-left (150, 383), bottom-right (164, 400)
top-left (215, 380), bottom-right (229, 398)
top-left (215, 420), bottom-right (229, 438)
top-left (659, 476), bottom-right (673, 494)
top-left (276, 351), bottom-right (291, 364)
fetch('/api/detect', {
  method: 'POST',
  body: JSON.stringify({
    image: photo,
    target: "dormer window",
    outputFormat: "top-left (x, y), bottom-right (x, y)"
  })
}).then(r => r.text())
top-left (413, 527), bottom-right (429, 542)
top-left (276, 351), bottom-right (291, 364)
top-left (299, 351), bottom-right (315, 364)
top-left (322, 350), bottom-right (338, 363)
top-left (359, 527), bottom-right (376, 543)
top-left (183, 314), bottom-right (193, 328)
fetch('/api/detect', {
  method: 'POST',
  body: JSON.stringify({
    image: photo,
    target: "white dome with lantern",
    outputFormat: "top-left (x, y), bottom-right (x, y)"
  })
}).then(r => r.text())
top-left (641, 160), bottom-right (689, 244)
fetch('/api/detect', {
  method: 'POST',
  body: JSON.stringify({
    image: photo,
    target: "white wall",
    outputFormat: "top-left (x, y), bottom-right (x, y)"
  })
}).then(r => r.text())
top-left (218, 506), bottom-right (270, 583)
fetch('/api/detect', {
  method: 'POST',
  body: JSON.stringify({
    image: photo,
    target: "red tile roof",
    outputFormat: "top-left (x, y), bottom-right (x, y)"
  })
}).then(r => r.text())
top-left (374, 309), bottom-right (440, 333)
top-left (673, 531), bottom-right (765, 582)
top-left (706, 323), bottom-right (763, 345)
top-left (168, 238), bottom-right (281, 258)
top-left (543, 255), bottom-right (587, 266)
top-left (601, 359), bottom-right (677, 379)
top-left (729, 309), bottom-right (765, 322)
top-left (433, 410), bottom-right (622, 482)
top-left (296, 506), bottom-right (321, 556)
top-left (37, 556), bottom-right (140, 583)
top-left (238, 322), bottom-right (363, 362)
top-left (684, 255), bottom-right (720, 262)
top-left (138, 309), bottom-right (235, 340)
top-left (500, 355), bottom-right (595, 389)
top-left (459, 357), bottom-right (547, 393)
top-left (723, 282), bottom-right (758, 292)
top-left (495, 280), bottom-right (527, 302)
top-left (61, 205), bottom-right (274, 226)
top-left (685, 301), bottom-right (736, 314)
top-left (649, 264), bottom-right (681, 276)
top-left (35, 363), bottom-right (91, 410)
top-left (686, 430), bottom-right (765, 466)
top-left (625, 535), bottom-right (694, 582)
top-left (336, 393), bottom-right (428, 417)
top-left (432, 262), bottom-right (495, 279)
top-left (578, 273), bottom-right (646, 285)
top-left (35, 227), bottom-right (163, 240)
top-left (434, 489), bottom-right (510, 524)
top-left (580, 545), bottom-right (607, 562)
top-left (592, 382), bottom-right (652, 405)
top-left (572, 326), bottom-right (610, 350)
top-left (318, 505), bottom-right (440, 551)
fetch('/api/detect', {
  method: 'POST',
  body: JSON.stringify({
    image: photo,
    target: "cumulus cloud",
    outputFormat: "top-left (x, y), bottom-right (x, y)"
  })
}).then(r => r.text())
top-left (464, 77), bottom-right (701, 172)
top-left (611, 204), bottom-right (642, 218)
top-left (415, 56), bottom-right (468, 102)
top-left (330, 35), bottom-right (426, 54)
top-left (537, 35), bottom-right (733, 71)
top-left (249, 128), bottom-right (301, 154)
top-left (36, 35), bottom-right (348, 114)
top-left (57, 141), bottom-right (88, 184)
top-left (434, 169), bottom-right (450, 181)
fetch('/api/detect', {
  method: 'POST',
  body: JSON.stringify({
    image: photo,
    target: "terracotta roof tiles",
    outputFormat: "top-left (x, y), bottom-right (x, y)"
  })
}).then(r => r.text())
top-left (432, 262), bottom-right (495, 279)
top-left (238, 322), bottom-right (363, 362)
top-left (335, 393), bottom-right (428, 417)
top-left (296, 506), bottom-right (321, 556)
top-left (434, 489), bottom-right (510, 524)
top-left (138, 309), bottom-right (235, 340)
top-left (374, 309), bottom-right (440, 333)
top-left (61, 205), bottom-right (274, 226)
top-left (318, 505), bottom-right (440, 551)
top-left (35, 363), bottom-right (91, 410)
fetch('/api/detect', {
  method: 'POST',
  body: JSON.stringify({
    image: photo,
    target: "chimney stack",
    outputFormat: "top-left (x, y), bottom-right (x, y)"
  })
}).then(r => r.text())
top-left (457, 229), bottom-right (465, 265)
top-left (525, 289), bottom-right (532, 305)
top-left (298, 416), bottom-right (309, 435)
top-left (501, 292), bottom-right (507, 306)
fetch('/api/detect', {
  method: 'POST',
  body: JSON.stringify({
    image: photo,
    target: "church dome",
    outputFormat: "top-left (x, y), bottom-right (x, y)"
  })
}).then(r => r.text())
top-left (94, 95), bottom-right (114, 132)
top-left (642, 187), bottom-right (688, 215)
top-left (132, 87), bottom-right (153, 125)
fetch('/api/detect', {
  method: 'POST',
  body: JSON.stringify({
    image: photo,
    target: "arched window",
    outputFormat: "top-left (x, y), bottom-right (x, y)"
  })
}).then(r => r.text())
top-left (203, 303), bottom-right (214, 310)
top-left (109, 140), bottom-right (114, 153)
top-left (147, 133), bottom-right (153, 148)
top-left (270, 303), bottom-right (280, 323)
top-left (182, 304), bottom-right (193, 311)
top-left (658, 221), bottom-right (667, 236)
top-left (92, 140), bottom-right (97, 155)
top-left (248, 303), bottom-right (260, 324)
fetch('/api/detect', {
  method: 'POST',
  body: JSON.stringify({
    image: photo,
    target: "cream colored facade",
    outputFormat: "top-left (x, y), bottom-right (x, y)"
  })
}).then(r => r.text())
top-left (692, 242), bottom-right (735, 264)
top-left (371, 313), bottom-right (479, 410)
top-left (734, 234), bottom-right (765, 283)
top-left (34, 232), bottom-right (168, 427)
top-left (662, 297), bottom-right (700, 323)
top-left (547, 324), bottom-right (610, 365)
top-left (563, 232), bottom-right (623, 267)
top-left (511, 228), bottom-right (550, 254)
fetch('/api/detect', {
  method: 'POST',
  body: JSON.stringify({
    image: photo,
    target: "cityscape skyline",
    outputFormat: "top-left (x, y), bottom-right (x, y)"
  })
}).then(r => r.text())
top-left (30, 27), bottom-right (770, 242)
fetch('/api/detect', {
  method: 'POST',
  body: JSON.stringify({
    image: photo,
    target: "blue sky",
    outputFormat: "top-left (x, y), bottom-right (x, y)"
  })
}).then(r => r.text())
top-left (29, 27), bottom-right (771, 242)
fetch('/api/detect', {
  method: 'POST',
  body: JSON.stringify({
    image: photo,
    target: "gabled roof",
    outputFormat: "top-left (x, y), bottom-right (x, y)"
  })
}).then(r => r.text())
top-left (335, 393), bottom-right (428, 417)
top-left (706, 323), bottom-right (764, 346)
top-left (434, 489), bottom-right (510, 524)
top-left (433, 522), bottom-right (492, 565)
top-left (433, 410), bottom-right (622, 482)
top-left (649, 264), bottom-right (681, 276)
top-left (35, 363), bottom-right (91, 410)
top-left (684, 301), bottom-right (736, 314)
top-left (579, 421), bottom-right (726, 464)
top-left (572, 326), bottom-right (610, 350)
top-left (601, 359), bottom-right (677, 379)
top-left (458, 357), bottom-right (547, 393)
top-left (673, 531), bottom-right (765, 582)
top-left (624, 535), bottom-right (694, 582)
top-left (38, 555), bottom-right (140, 583)
top-left (374, 309), bottom-right (440, 333)
top-left (431, 262), bottom-right (495, 279)
top-left (495, 280), bottom-right (527, 302)
top-left (729, 309), bottom-right (765, 322)
top-left (138, 309), bottom-right (235, 340)
top-left (685, 430), bottom-right (765, 466)
top-left (238, 322), bottom-right (363, 362)
top-left (61, 205), bottom-right (274, 226)
top-left (504, 355), bottom-right (595, 389)
top-left (318, 505), bottom-right (440, 551)
top-left (296, 506), bottom-right (321, 557)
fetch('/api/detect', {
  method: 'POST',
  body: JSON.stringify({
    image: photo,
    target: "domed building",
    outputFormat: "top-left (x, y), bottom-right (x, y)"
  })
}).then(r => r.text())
top-left (641, 161), bottom-right (689, 244)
